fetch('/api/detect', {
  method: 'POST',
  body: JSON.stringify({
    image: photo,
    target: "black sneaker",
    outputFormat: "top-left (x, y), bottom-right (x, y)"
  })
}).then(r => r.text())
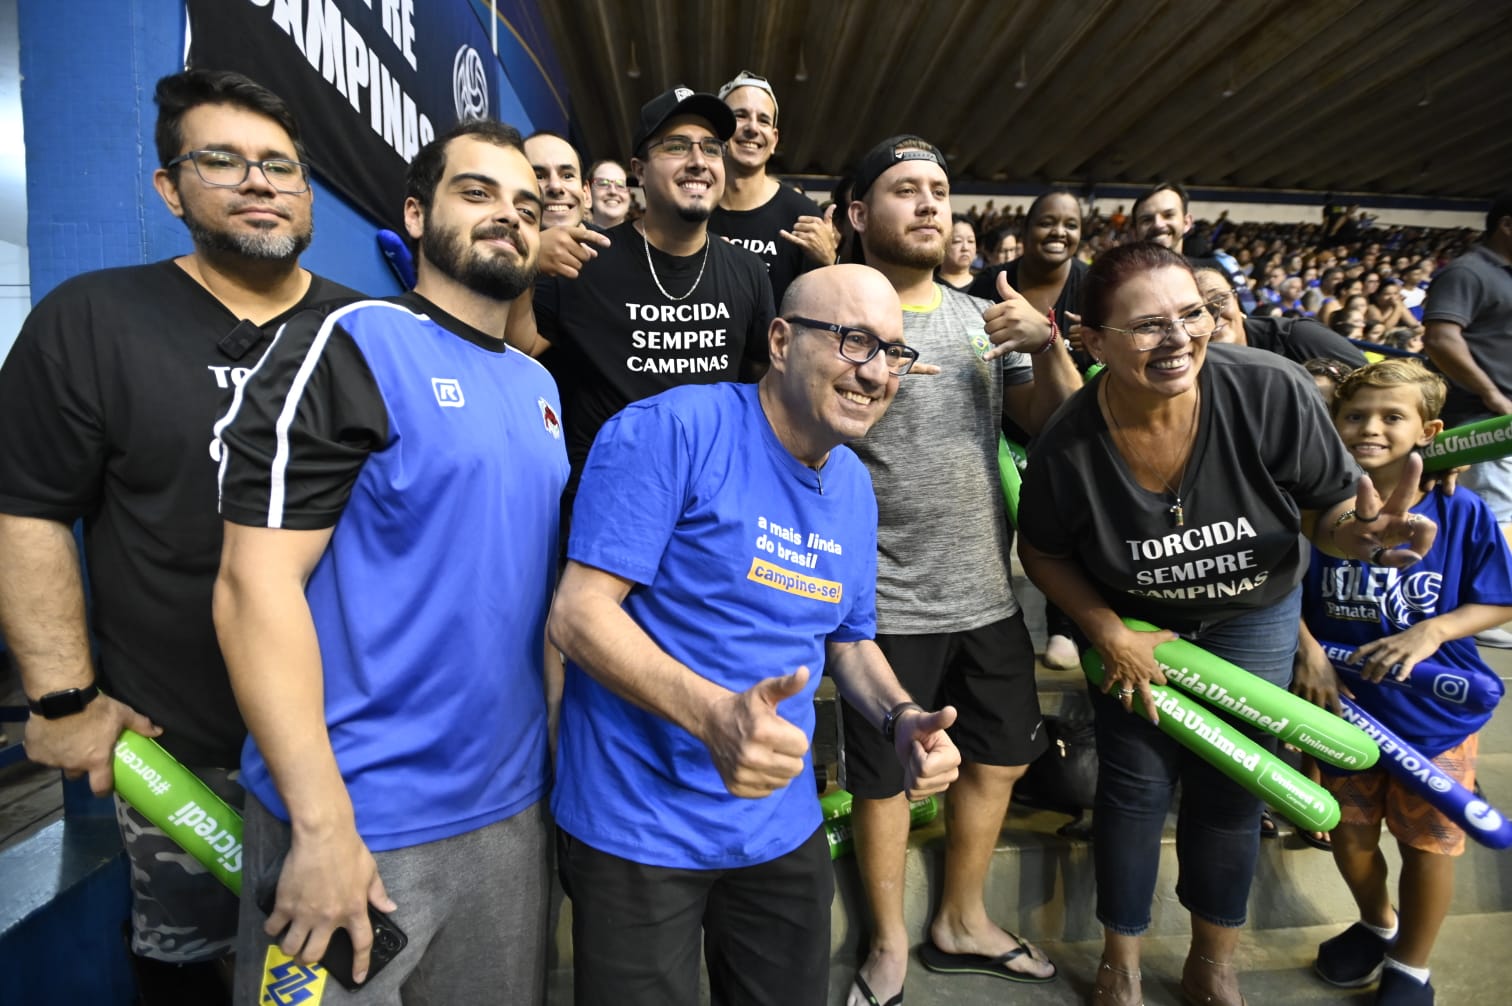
top-left (1316, 921), bottom-right (1396, 987)
top-left (1376, 967), bottom-right (1434, 1004)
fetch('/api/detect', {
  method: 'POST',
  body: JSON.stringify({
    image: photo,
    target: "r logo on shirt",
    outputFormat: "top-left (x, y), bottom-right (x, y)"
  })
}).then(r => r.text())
top-left (538, 397), bottom-right (561, 438)
top-left (432, 378), bottom-right (465, 408)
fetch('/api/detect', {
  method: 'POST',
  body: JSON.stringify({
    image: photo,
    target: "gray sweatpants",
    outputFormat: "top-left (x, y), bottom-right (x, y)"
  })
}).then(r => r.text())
top-left (233, 795), bottom-right (549, 1006)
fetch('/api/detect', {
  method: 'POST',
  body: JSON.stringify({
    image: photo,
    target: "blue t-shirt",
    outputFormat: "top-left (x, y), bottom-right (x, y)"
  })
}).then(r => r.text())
top-left (220, 295), bottom-right (568, 851)
top-left (554, 382), bottom-right (879, 869)
top-left (1303, 486), bottom-right (1512, 757)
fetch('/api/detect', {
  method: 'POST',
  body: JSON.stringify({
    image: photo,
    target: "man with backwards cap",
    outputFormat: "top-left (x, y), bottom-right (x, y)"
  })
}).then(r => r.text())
top-left (839, 135), bottom-right (1080, 1005)
top-left (712, 69), bottom-right (836, 306)
top-left (549, 263), bottom-right (961, 1006)
top-left (506, 86), bottom-right (775, 511)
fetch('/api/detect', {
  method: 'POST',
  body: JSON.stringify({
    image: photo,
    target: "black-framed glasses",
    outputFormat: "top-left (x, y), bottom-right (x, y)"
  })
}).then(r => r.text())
top-left (645, 135), bottom-right (726, 159)
top-left (1100, 302), bottom-right (1220, 352)
top-left (167, 150), bottom-right (311, 194)
top-left (592, 178), bottom-right (629, 193)
top-left (785, 316), bottom-right (919, 375)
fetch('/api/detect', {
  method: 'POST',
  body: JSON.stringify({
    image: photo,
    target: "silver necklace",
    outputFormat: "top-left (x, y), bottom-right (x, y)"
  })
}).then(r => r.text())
top-left (1104, 381), bottom-right (1200, 528)
top-left (642, 227), bottom-right (710, 302)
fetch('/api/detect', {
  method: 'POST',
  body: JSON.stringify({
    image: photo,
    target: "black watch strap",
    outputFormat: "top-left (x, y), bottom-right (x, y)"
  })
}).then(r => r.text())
top-left (27, 684), bottom-right (101, 719)
top-left (881, 701), bottom-right (924, 744)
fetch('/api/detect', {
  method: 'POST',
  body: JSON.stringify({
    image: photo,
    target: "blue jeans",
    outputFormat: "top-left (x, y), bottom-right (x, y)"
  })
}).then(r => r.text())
top-left (1091, 586), bottom-right (1301, 935)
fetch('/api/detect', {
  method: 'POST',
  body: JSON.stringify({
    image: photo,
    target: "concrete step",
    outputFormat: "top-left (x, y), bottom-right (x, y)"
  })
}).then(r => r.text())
top-left (822, 911), bottom-right (1512, 1006)
top-left (828, 748), bottom-right (1512, 959)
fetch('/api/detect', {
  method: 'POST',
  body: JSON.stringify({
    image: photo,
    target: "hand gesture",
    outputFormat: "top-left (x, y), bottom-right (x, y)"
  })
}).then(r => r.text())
top-left (1064, 311), bottom-right (1086, 353)
top-left (538, 224), bottom-right (611, 279)
top-left (1333, 456), bottom-right (1437, 568)
top-left (264, 823), bottom-right (397, 983)
top-left (1352, 621), bottom-right (1443, 683)
top-left (780, 205), bottom-right (839, 266)
top-left (892, 705), bottom-right (960, 799)
top-left (981, 271), bottom-right (1053, 360)
top-left (1420, 463), bottom-right (1466, 496)
top-left (1291, 634), bottom-right (1344, 714)
top-left (23, 695), bottom-right (160, 796)
top-left (701, 667), bottom-right (812, 798)
top-left (1095, 623), bottom-right (1176, 723)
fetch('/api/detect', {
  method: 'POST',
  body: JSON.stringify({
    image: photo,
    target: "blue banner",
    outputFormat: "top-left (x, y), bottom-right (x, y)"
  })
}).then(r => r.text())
top-left (187, 0), bottom-right (537, 229)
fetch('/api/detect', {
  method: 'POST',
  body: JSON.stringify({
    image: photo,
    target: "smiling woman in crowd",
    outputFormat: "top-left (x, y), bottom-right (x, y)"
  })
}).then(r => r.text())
top-left (1015, 241), bottom-right (1435, 1006)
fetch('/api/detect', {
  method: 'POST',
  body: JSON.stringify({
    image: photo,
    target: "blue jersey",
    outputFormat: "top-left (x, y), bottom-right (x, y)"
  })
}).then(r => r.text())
top-left (1303, 487), bottom-right (1512, 756)
top-left (219, 294), bottom-right (568, 851)
top-left (554, 383), bottom-right (878, 869)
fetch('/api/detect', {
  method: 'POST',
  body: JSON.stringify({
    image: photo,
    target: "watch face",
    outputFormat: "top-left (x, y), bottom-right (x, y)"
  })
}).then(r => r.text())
top-left (34, 686), bottom-right (97, 719)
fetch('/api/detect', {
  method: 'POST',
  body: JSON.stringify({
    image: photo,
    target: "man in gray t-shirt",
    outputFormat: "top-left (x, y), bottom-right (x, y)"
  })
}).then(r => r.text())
top-left (1424, 194), bottom-right (1512, 530)
top-left (834, 136), bottom-right (1080, 1004)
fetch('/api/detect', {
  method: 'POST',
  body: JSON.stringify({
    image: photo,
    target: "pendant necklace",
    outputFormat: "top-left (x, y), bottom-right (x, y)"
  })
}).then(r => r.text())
top-left (642, 226), bottom-right (710, 302)
top-left (1104, 382), bottom-right (1200, 528)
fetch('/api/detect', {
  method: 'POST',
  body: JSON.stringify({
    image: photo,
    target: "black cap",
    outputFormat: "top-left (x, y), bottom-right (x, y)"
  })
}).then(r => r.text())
top-left (851, 135), bottom-right (949, 202)
top-left (632, 87), bottom-right (736, 156)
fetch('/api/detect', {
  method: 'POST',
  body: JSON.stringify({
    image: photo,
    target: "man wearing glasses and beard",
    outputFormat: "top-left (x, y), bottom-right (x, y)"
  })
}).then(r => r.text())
top-left (0, 69), bottom-right (356, 1005)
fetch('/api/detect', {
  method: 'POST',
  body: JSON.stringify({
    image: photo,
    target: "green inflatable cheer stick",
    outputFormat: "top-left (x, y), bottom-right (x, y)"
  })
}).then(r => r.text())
top-left (1421, 414), bottom-right (1512, 473)
top-left (1124, 618), bottom-right (1378, 771)
top-left (1083, 650), bottom-right (1340, 831)
top-left (997, 434), bottom-right (1027, 527)
top-left (114, 729), bottom-right (244, 895)
top-left (823, 793), bottom-right (938, 860)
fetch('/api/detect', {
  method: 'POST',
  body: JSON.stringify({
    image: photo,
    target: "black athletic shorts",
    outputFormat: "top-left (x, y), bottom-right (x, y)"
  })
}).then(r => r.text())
top-left (840, 612), bottom-right (1047, 798)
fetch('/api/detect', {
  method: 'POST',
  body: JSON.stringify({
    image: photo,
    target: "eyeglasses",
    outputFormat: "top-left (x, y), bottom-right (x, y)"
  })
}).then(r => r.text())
top-left (167, 150), bottom-right (310, 194)
top-left (784, 316), bottom-right (920, 375)
top-left (645, 135), bottom-right (726, 159)
top-left (1201, 292), bottom-right (1234, 319)
top-left (592, 178), bottom-right (629, 193)
top-left (1100, 302), bottom-right (1220, 352)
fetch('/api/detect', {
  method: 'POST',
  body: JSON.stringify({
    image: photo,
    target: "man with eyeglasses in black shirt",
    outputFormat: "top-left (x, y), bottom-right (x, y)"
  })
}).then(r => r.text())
top-left (507, 87), bottom-right (774, 513)
top-left (0, 69), bottom-right (357, 1005)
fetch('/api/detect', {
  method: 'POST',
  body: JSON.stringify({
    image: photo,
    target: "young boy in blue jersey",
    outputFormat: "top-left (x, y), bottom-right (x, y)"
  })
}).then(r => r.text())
top-left (1298, 358), bottom-right (1512, 1005)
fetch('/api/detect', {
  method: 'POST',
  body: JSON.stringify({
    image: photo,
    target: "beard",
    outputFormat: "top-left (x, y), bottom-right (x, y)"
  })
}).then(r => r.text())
top-left (674, 201), bottom-right (713, 224)
top-left (865, 223), bottom-right (946, 271)
top-left (181, 198), bottom-right (312, 262)
top-left (422, 216), bottom-right (537, 302)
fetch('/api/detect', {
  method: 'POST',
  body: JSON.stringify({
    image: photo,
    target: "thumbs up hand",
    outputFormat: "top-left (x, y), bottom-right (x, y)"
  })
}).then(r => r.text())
top-left (892, 704), bottom-right (962, 799)
top-left (700, 666), bottom-right (814, 798)
top-left (981, 270), bottom-right (1054, 360)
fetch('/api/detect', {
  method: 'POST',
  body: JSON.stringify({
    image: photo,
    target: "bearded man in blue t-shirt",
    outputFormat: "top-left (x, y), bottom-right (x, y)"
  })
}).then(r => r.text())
top-left (549, 263), bottom-right (962, 1006)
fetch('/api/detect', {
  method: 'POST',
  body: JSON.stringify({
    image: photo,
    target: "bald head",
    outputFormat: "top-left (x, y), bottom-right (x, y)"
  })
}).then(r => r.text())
top-left (780, 263), bottom-right (902, 326)
top-left (761, 264), bottom-right (906, 466)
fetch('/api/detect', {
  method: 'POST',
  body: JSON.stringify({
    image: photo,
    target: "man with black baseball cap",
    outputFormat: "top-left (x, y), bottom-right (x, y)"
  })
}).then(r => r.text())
top-left (711, 70), bottom-right (835, 306)
top-left (838, 134), bottom-right (1078, 1005)
top-left (507, 86), bottom-right (774, 515)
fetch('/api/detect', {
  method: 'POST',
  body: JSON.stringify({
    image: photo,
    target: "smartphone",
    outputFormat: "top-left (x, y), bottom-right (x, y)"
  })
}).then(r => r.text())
top-left (257, 881), bottom-right (408, 991)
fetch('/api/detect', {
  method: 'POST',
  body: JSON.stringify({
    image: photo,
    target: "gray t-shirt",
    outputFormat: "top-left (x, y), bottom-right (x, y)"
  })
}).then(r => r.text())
top-left (1423, 243), bottom-right (1512, 424)
top-left (1018, 343), bottom-right (1358, 635)
top-left (850, 285), bottom-right (1033, 634)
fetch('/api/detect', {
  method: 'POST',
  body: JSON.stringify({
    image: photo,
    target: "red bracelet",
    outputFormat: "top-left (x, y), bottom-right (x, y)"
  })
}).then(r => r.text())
top-left (1033, 308), bottom-right (1060, 355)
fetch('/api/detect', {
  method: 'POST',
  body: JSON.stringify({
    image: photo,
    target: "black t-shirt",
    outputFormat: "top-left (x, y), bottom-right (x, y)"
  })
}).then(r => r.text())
top-left (1243, 315), bottom-right (1367, 369)
top-left (1018, 343), bottom-right (1358, 634)
top-left (533, 220), bottom-right (775, 479)
top-left (0, 261), bottom-right (359, 765)
top-left (710, 184), bottom-right (822, 308)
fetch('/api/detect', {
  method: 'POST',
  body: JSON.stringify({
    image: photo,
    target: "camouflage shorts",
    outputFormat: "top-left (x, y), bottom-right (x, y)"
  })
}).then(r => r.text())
top-left (114, 765), bottom-right (244, 962)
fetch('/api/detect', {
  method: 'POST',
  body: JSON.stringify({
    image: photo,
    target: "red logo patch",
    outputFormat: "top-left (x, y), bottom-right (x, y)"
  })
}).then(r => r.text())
top-left (538, 397), bottom-right (561, 438)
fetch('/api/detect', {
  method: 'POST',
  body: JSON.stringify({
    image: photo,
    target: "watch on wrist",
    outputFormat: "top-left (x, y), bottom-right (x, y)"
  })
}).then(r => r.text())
top-left (27, 684), bottom-right (101, 720)
top-left (881, 701), bottom-right (924, 744)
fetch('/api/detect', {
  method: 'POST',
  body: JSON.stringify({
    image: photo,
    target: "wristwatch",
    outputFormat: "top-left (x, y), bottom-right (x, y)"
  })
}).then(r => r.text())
top-left (881, 701), bottom-right (924, 744)
top-left (27, 684), bottom-right (101, 719)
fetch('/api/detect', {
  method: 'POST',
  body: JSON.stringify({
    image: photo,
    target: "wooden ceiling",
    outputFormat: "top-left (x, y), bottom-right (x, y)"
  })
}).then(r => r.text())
top-left (535, 0), bottom-right (1511, 200)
